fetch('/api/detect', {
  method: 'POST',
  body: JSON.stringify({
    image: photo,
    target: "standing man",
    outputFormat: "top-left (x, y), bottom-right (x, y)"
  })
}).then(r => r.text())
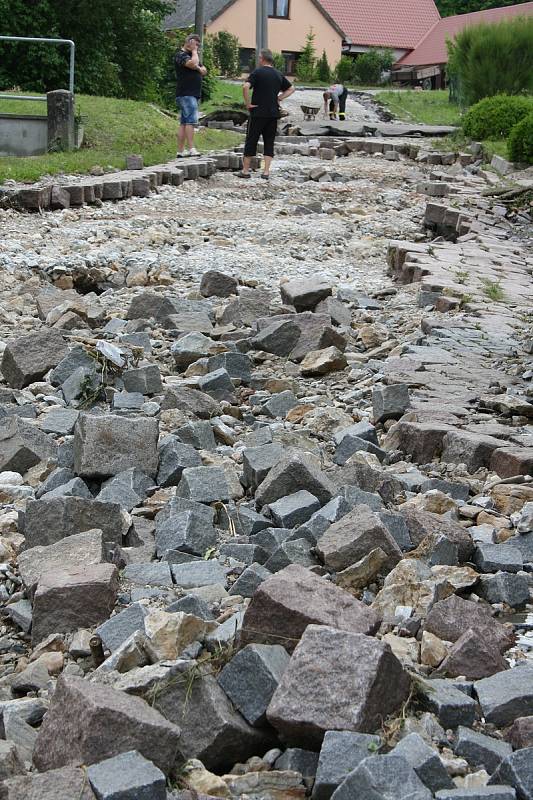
top-left (323, 83), bottom-right (348, 121)
top-left (175, 33), bottom-right (207, 158)
top-left (239, 49), bottom-right (295, 180)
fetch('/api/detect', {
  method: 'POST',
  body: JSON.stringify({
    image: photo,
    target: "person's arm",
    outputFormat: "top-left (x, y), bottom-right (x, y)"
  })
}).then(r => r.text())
top-left (243, 76), bottom-right (257, 110)
top-left (184, 46), bottom-right (200, 71)
top-left (278, 85), bottom-right (294, 103)
top-left (278, 77), bottom-right (294, 106)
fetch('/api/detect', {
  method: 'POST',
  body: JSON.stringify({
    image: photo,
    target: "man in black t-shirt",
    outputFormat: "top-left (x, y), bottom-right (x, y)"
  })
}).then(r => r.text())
top-left (175, 33), bottom-right (207, 158)
top-left (239, 49), bottom-right (294, 180)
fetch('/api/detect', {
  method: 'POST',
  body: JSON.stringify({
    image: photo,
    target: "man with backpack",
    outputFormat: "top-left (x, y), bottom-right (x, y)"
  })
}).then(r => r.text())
top-left (238, 49), bottom-right (295, 180)
top-left (175, 33), bottom-right (207, 158)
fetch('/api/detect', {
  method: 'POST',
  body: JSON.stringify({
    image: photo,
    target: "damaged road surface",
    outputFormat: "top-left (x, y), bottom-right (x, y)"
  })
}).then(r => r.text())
top-left (0, 132), bottom-right (532, 800)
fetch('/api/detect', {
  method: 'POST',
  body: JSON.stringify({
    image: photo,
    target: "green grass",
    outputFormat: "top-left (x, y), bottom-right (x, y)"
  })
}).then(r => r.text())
top-left (481, 279), bottom-right (506, 302)
top-left (375, 90), bottom-right (462, 126)
top-left (201, 81), bottom-right (244, 114)
top-left (0, 92), bottom-right (241, 184)
top-left (376, 90), bottom-right (514, 161)
top-left (429, 130), bottom-right (509, 160)
top-left (479, 139), bottom-right (509, 160)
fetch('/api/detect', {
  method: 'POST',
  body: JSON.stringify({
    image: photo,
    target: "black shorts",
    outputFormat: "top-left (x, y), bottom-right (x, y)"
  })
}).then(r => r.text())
top-left (244, 116), bottom-right (278, 158)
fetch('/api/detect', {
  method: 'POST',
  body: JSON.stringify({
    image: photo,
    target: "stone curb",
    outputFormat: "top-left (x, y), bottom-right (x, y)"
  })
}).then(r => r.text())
top-left (1, 152), bottom-right (262, 214)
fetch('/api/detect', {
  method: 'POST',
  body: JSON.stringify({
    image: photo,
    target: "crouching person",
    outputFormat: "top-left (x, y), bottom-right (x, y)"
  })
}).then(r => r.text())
top-left (323, 83), bottom-right (348, 121)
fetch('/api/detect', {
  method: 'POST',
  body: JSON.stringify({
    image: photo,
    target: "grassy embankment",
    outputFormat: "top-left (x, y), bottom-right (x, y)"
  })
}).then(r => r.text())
top-left (375, 89), bottom-right (508, 160)
top-left (0, 92), bottom-right (242, 184)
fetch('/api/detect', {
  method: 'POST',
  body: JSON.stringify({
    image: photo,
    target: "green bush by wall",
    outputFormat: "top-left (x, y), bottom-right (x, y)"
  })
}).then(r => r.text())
top-left (462, 94), bottom-right (533, 140)
top-left (508, 112), bottom-right (533, 164)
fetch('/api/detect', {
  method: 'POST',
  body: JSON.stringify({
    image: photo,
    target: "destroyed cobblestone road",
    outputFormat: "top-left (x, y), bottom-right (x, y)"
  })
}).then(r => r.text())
top-left (0, 117), bottom-right (532, 800)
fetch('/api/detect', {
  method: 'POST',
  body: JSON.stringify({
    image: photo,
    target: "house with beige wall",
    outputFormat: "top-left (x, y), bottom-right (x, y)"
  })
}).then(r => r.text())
top-left (164, 0), bottom-right (345, 75)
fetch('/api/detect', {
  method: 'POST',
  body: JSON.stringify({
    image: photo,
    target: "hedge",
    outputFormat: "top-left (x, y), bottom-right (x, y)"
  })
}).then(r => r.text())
top-left (508, 112), bottom-right (533, 164)
top-left (462, 94), bottom-right (533, 140)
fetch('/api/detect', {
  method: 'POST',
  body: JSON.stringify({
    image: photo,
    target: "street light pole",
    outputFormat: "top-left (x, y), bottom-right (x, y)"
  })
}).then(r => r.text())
top-left (256, 0), bottom-right (263, 65)
top-left (195, 0), bottom-right (205, 46)
top-left (256, 0), bottom-right (269, 64)
top-left (261, 0), bottom-right (269, 51)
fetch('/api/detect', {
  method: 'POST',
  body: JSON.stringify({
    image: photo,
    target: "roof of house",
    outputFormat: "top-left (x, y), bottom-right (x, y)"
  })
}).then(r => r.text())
top-left (320, 0), bottom-right (440, 49)
top-left (163, 0), bottom-right (228, 30)
top-left (397, 1), bottom-right (533, 66)
top-left (163, 0), bottom-right (345, 37)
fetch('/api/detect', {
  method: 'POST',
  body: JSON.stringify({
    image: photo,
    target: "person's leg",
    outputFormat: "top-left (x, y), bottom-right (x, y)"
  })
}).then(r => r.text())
top-left (261, 118), bottom-right (277, 176)
top-left (329, 99), bottom-right (336, 120)
top-left (241, 117), bottom-right (261, 176)
top-left (185, 125), bottom-right (195, 150)
top-left (339, 89), bottom-right (348, 121)
top-left (177, 99), bottom-right (188, 155)
top-left (187, 98), bottom-right (199, 154)
top-left (177, 124), bottom-right (187, 153)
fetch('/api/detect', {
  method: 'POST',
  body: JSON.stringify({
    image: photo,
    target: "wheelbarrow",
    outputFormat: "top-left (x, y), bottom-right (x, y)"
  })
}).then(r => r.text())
top-left (301, 104), bottom-right (320, 121)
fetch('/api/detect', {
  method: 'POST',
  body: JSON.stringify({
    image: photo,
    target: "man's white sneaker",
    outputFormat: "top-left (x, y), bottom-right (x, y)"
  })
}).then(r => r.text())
top-left (176, 150), bottom-right (189, 158)
top-left (188, 147), bottom-right (200, 157)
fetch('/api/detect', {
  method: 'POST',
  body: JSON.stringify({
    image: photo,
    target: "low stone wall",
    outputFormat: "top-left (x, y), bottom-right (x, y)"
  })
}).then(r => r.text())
top-left (0, 90), bottom-right (76, 157)
top-left (0, 113), bottom-right (48, 157)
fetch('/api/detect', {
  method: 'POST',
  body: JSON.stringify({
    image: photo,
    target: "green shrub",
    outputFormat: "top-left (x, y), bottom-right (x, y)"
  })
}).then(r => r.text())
top-left (354, 49), bottom-right (394, 85)
top-left (508, 111), bottom-right (533, 164)
top-left (0, 0), bottom-right (173, 101)
top-left (316, 50), bottom-right (332, 83)
top-left (335, 56), bottom-right (356, 85)
top-left (296, 29), bottom-right (317, 82)
top-left (272, 52), bottom-right (285, 72)
top-left (447, 15), bottom-right (533, 106)
top-left (462, 94), bottom-right (533, 140)
top-left (211, 30), bottom-right (241, 78)
top-left (200, 35), bottom-right (218, 103)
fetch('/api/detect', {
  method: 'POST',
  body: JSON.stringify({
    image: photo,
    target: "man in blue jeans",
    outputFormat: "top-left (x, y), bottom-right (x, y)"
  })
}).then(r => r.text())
top-left (175, 34), bottom-right (207, 158)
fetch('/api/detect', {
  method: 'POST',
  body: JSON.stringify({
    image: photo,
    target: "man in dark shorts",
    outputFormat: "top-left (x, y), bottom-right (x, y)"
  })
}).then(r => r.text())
top-left (175, 33), bottom-right (207, 158)
top-left (239, 49), bottom-right (294, 180)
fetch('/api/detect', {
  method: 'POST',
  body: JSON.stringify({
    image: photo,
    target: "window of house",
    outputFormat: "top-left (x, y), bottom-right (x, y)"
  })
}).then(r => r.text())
top-left (282, 51), bottom-right (297, 75)
top-left (239, 47), bottom-right (256, 72)
top-left (268, 0), bottom-right (290, 19)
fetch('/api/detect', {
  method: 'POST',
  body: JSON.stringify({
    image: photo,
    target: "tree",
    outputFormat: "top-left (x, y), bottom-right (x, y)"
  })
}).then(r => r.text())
top-left (211, 30), bottom-right (240, 78)
top-left (272, 52), bottom-right (285, 72)
top-left (447, 15), bottom-right (533, 105)
top-left (354, 49), bottom-right (394, 85)
top-left (0, 0), bottom-right (173, 100)
top-left (296, 28), bottom-right (316, 82)
top-left (436, 0), bottom-right (531, 16)
top-left (316, 50), bottom-right (332, 83)
top-left (200, 34), bottom-right (218, 102)
top-left (335, 56), bottom-right (356, 85)
top-left (0, 0), bottom-right (72, 93)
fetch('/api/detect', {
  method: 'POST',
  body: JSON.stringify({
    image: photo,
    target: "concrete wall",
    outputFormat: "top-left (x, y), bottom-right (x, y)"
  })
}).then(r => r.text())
top-left (209, 0), bottom-right (343, 70)
top-left (0, 114), bottom-right (48, 157)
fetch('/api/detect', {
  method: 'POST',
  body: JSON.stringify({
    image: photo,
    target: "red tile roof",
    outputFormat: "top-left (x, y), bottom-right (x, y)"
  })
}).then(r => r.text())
top-left (397, 1), bottom-right (533, 66)
top-left (320, 0), bottom-right (441, 50)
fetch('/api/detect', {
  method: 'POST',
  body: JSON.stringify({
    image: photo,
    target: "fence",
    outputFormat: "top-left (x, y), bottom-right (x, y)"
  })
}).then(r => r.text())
top-left (0, 36), bottom-right (76, 156)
